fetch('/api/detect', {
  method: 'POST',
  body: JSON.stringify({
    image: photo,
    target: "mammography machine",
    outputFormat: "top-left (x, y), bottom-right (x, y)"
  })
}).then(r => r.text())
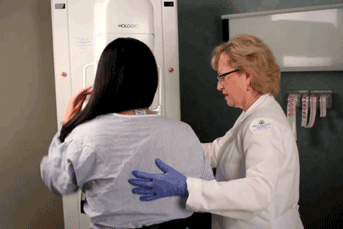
top-left (50, 0), bottom-right (180, 227)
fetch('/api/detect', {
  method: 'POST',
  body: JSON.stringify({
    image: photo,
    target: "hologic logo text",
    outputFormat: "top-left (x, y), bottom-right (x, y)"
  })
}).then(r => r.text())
top-left (118, 24), bottom-right (139, 28)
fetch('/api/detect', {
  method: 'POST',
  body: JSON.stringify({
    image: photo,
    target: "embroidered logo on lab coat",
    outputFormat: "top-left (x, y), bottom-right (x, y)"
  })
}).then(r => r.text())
top-left (250, 118), bottom-right (272, 133)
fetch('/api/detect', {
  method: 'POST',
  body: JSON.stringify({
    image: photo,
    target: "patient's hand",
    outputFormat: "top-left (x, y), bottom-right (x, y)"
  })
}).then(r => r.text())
top-left (63, 86), bottom-right (92, 124)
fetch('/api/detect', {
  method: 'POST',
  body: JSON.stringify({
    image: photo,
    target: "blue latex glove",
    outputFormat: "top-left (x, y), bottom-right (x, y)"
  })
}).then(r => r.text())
top-left (128, 158), bottom-right (188, 201)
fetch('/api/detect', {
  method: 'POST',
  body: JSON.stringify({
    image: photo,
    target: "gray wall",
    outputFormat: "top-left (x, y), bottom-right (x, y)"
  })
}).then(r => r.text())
top-left (178, 0), bottom-right (343, 228)
top-left (0, 0), bottom-right (63, 228)
top-left (1, 0), bottom-right (342, 228)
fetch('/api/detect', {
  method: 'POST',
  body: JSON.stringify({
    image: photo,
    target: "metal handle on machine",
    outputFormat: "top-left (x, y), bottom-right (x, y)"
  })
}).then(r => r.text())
top-left (80, 191), bottom-right (86, 214)
top-left (151, 66), bottom-right (163, 115)
top-left (83, 62), bottom-right (95, 88)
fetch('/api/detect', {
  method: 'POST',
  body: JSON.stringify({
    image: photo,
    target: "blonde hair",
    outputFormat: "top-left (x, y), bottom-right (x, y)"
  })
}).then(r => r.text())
top-left (211, 34), bottom-right (281, 96)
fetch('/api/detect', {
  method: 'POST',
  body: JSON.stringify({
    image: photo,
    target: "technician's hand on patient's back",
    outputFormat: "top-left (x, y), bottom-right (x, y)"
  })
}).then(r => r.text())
top-left (129, 158), bottom-right (188, 201)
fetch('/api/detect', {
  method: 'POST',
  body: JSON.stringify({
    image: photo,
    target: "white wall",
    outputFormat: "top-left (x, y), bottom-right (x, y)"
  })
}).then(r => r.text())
top-left (0, 0), bottom-right (64, 228)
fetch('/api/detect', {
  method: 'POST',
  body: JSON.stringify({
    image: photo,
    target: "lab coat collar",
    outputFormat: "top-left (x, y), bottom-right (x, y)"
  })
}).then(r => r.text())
top-left (236, 94), bottom-right (274, 124)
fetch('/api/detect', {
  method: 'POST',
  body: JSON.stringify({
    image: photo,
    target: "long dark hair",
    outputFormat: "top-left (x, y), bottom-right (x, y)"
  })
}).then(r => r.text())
top-left (59, 38), bottom-right (158, 142)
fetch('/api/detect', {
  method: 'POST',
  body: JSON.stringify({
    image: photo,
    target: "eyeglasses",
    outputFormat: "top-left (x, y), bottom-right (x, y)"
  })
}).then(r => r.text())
top-left (217, 69), bottom-right (240, 82)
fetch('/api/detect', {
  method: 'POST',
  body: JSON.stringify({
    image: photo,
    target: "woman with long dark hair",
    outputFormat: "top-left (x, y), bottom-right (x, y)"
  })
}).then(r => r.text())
top-left (40, 38), bottom-right (214, 229)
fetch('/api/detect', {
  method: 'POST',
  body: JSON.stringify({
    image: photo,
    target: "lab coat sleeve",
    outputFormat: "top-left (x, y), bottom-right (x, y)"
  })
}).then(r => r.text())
top-left (186, 119), bottom-right (283, 219)
top-left (201, 137), bottom-right (223, 168)
top-left (40, 133), bottom-right (98, 195)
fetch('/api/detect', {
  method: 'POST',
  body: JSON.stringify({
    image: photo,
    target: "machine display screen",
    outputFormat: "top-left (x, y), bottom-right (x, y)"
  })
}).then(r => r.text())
top-left (55, 3), bottom-right (66, 9)
top-left (164, 2), bottom-right (174, 7)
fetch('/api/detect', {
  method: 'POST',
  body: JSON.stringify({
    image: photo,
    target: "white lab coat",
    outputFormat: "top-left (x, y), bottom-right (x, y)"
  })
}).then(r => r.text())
top-left (185, 94), bottom-right (304, 229)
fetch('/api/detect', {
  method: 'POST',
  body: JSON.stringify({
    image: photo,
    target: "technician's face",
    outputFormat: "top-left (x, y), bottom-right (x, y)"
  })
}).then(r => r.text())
top-left (216, 54), bottom-right (246, 110)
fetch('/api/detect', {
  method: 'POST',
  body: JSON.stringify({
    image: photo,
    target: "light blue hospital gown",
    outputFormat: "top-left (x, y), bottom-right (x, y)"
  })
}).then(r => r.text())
top-left (40, 113), bottom-right (214, 229)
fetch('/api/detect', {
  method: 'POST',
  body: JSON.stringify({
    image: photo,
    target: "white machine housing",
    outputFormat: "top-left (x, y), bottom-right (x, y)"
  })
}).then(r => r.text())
top-left (50, 0), bottom-right (180, 228)
top-left (94, 0), bottom-right (154, 62)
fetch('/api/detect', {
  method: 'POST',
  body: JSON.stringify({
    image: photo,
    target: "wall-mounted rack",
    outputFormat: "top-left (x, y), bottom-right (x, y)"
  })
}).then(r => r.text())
top-left (289, 90), bottom-right (332, 108)
top-left (287, 90), bottom-right (332, 140)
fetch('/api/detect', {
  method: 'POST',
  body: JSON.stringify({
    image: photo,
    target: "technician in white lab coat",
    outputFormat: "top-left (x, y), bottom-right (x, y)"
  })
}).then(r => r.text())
top-left (129, 34), bottom-right (304, 229)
